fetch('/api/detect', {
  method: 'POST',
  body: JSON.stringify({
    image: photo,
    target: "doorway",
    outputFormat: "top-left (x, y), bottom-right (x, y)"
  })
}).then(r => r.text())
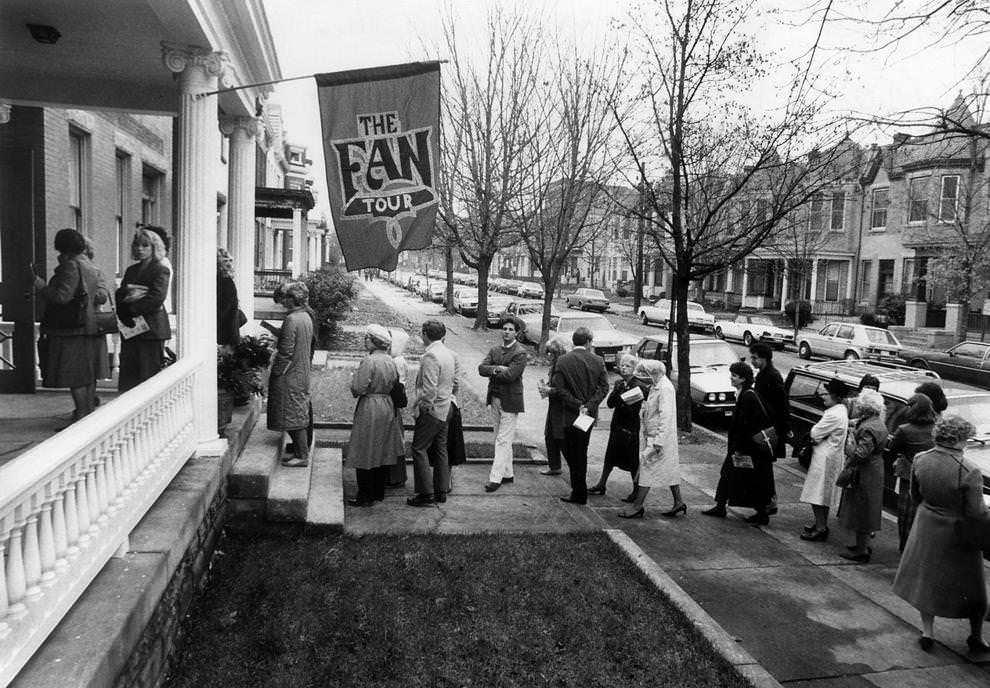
top-left (0, 148), bottom-right (37, 392)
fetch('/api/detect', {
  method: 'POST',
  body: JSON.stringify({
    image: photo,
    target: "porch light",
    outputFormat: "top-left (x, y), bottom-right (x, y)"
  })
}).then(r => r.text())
top-left (27, 23), bottom-right (61, 45)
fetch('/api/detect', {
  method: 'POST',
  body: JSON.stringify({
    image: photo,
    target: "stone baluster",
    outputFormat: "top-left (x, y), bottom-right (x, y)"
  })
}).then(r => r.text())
top-left (75, 468), bottom-right (92, 545)
top-left (0, 538), bottom-right (10, 637)
top-left (51, 483), bottom-right (69, 568)
top-left (5, 519), bottom-right (26, 615)
top-left (63, 479), bottom-right (80, 554)
top-left (21, 509), bottom-right (42, 600)
top-left (85, 465), bottom-right (100, 533)
top-left (37, 498), bottom-right (56, 584)
top-left (94, 451), bottom-right (109, 523)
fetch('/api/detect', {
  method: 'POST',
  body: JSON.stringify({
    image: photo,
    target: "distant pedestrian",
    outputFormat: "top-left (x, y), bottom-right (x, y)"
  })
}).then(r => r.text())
top-left (550, 327), bottom-right (608, 505)
top-left (407, 320), bottom-right (457, 507)
top-left (798, 378), bottom-right (849, 542)
top-left (893, 415), bottom-right (989, 654)
top-left (267, 282), bottom-right (314, 468)
top-left (884, 394), bottom-right (936, 551)
top-left (478, 316), bottom-right (528, 492)
top-left (701, 360), bottom-right (775, 525)
top-left (538, 336), bottom-right (571, 478)
top-left (588, 352), bottom-right (643, 500)
top-left (619, 360), bottom-right (684, 518)
top-left (837, 388), bottom-right (888, 563)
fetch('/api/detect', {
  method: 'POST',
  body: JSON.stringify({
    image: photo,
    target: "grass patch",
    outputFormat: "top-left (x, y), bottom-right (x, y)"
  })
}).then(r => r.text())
top-left (166, 531), bottom-right (748, 688)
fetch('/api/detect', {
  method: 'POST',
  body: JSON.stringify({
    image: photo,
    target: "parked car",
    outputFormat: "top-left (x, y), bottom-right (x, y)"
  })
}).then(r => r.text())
top-left (714, 311), bottom-right (795, 349)
top-left (784, 360), bottom-right (990, 502)
top-left (501, 300), bottom-right (558, 343)
top-left (639, 298), bottom-right (715, 333)
top-left (797, 322), bottom-right (901, 362)
top-left (565, 288), bottom-right (610, 312)
top-left (427, 281), bottom-right (447, 303)
top-left (903, 340), bottom-right (990, 388)
top-left (500, 279), bottom-right (524, 295)
top-left (451, 288), bottom-right (479, 316)
top-left (484, 293), bottom-right (514, 327)
top-left (549, 312), bottom-right (638, 367)
top-left (517, 281), bottom-right (545, 299)
top-left (633, 335), bottom-right (737, 418)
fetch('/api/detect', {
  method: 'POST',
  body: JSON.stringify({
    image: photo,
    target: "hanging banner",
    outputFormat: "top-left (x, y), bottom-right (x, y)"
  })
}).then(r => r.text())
top-left (315, 61), bottom-right (441, 272)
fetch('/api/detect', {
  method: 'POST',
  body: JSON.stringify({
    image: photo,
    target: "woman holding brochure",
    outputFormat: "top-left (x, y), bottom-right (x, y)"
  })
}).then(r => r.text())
top-left (116, 227), bottom-right (171, 392)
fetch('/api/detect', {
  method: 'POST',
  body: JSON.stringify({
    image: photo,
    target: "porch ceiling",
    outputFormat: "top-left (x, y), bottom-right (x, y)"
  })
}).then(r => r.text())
top-left (0, 0), bottom-right (280, 117)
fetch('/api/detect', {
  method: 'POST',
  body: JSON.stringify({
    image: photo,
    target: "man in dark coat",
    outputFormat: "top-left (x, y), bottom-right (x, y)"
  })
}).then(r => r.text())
top-left (551, 327), bottom-right (609, 505)
top-left (478, 315), bottom-right (528, 492)
top-left (749, 342), bottom-right (789, 514)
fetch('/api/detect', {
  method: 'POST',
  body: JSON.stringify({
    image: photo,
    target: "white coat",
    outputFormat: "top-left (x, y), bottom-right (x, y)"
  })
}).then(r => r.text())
top-left (637, 376), bottom-right (680, 488)
top-left (799, 402), bottom-right (848, 507)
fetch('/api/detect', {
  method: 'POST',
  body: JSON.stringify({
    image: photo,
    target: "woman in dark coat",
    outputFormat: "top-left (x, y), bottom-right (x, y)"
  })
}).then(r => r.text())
top-left (34, 228), bottom-right (109, 422)
top-left (216, 248), bottom-right (240, 348)
top-left (589, 352), bottom-right (643, 501)
top-left (893, 415), bottom-right (989, 653)
top-left (837, 388), bottom-right (888, 563)
top-left (116, 228), bottom-right (171, 392)
top-left (538, 336), bottom-right (570, 477)
top-left (267, 282), bottom-right (314, 467)
top-left (884, 393), bottom-right (936, 551)
top-left (701, 360), bottom-right (775, 525)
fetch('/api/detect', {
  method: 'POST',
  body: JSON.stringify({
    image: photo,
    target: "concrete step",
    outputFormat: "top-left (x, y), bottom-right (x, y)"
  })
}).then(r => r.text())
top-left (305, 446), bottom-right (343, 530)
top-left (227, 426), bottom-right (281, 502)
top-left (317, 427), bottom-right (535, 461)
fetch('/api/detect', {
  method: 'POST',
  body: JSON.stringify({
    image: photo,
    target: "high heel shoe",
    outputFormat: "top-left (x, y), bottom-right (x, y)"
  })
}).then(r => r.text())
top-left (966, 635), bottom-right (990, 653)
top-left (617, 507), bottom-right (645, 519)
top-left (800, 527), bottom-right (829, 542)
top-left (661, 503), bottom-right (687, 517)
top-left (587, 485), bottom-right (607, 496)
top-left (621, 492), bottom-right (638, 503)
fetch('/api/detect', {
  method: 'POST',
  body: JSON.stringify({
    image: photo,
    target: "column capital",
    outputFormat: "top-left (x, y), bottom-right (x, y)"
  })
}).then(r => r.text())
top-left (219, 116), bottom-right (261, 139)
top-left (161, 42), bottom-right (229, 79)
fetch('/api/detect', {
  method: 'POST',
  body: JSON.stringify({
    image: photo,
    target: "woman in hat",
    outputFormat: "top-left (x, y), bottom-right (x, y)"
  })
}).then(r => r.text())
top-left (798, 378), bottom-right (849, 542)
top-left (267, 281), bottom-right (313, 467)
top-left (347, 323), bottom-right (404, 505)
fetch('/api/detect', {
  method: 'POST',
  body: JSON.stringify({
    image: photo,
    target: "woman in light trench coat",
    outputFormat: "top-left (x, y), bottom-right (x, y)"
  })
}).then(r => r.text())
top-left (798, 377), bottom-right (849, 542)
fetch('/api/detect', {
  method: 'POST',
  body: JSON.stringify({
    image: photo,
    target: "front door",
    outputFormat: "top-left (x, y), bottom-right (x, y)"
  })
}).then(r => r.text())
top-left (0, 148), bottom-right (36, 392)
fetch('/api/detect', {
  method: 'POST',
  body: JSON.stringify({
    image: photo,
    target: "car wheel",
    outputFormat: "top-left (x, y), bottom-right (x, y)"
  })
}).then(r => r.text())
top-left (714, 326), bottom-right (724, 339)
top-left (578, 301), bottom-right (584, 311)
top-left (743, 332), bottom-right (754, 346)
top-left (844, 350), bottom-right (860, 361)
top-left (910, 359), bottom-right (929, 369)
top-left (640, 312), bottom-right (649, 325)
top-left (798, 342), bottom-right (812, 360)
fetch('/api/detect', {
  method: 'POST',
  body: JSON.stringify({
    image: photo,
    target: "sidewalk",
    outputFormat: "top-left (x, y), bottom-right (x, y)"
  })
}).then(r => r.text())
top-left (356, 277), bottom-right (990, 687)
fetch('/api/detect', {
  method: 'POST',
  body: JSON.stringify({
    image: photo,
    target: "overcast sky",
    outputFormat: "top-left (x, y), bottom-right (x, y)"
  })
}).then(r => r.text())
top-left (262, 0), bottom-right (986, 218)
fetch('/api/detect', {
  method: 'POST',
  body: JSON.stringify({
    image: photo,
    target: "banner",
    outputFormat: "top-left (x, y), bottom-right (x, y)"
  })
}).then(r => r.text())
top-left (316, 62), bottom-right (441, 272)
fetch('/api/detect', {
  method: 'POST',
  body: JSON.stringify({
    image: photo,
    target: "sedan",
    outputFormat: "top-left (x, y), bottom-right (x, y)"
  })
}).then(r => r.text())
top-left (639, 298), bottom-right (715, 333)
top-left (517, 282), bottom-right (545, 299)
top-left (714, 312), bottom-right (795, 349)
top-left (484, 294), bottom-right (514, 327)
top-left (903, 340), bottom-right (990, 388)
top-left (797, 322), bottom-right (901, 362)
top-left (634, 335), bottom-right (738, 418)
top-left (451, 288), bottom-right (479, 316)
top-left (501, 300), bottom-right (558, 343)
top-left (565, 288), bottom-right (610, 312)
top-left (550, 312), bottom-right (639, 367)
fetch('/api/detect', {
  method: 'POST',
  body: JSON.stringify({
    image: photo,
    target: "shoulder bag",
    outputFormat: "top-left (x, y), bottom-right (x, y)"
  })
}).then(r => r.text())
top-left (96, 289), bottom-right (119, 335)
top-left (748, 390), bottom-right (779, 458)
top-left (793, 434), bottom-right (815, 470)
top-left (953, 460), bottom-right (990, 551)
top-left (389, 377), bottom-right (408, 409)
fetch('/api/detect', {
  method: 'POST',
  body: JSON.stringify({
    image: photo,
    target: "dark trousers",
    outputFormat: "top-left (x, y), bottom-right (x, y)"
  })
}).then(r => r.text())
top-left (563, 426), bottom-right (591, 502)
top-left (355, 466), bottom-right (388, 502)
top-left (411, 412), bottom-right (450, 497)
top-left (545, 433), bottom-right (565, 471)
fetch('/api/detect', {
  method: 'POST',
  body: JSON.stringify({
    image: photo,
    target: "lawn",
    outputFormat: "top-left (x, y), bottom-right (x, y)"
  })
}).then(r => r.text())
top-left (166, 530), bottom-right (749, 688)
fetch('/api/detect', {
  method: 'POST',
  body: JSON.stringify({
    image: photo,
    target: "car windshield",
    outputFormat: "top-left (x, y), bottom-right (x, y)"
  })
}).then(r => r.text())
top-left (558, 315), bottom-right (613, 332)
top-left (749, 315), bottom-right (775, 326)
top-left (865, 329), bottom-right (898, 345)
top-left (683, 342), bottom-right (737, 368)
top-left (582, 290), bottom-right (605, 299)
top-left (947, 395), bottom-right (990, 436)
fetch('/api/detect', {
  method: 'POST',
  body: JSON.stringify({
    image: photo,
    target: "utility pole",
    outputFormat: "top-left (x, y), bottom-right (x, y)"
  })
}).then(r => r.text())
top-left (633, 174), bottom-right (646, 312)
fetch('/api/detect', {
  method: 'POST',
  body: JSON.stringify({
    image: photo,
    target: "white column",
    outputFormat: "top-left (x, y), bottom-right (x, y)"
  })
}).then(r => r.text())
top-left (163, 43), bottom-right (226, 452)
top-left (779, 262), bottom-right (789, 312)
top-left (809, 258), bottom-right (820, 303)
top-left (221, 116), bottom-right (260, 323)
top-left (291, 208), bottom-right (304, 278)
top-left (740, 259), bottom-right (750, 300)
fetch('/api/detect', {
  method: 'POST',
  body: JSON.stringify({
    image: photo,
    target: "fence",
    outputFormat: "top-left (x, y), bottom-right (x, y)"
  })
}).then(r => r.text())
top-left (0, 356), bottom-right (200, 685)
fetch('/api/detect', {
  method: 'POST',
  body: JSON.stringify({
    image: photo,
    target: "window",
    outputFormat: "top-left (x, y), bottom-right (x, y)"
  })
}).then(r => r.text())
top-left (115, 152), bottom-right (130, 275)
top-left (68, 129), bottom-right (88, 231)
top-left (830, 191), bottom-right (845, 231)
top-left (870, 188), bottom-right (888, 229)
top-left (859, 260), bottom-right (872, 302)
top-left (938, 174), bottom-right (959, 223)
top-left (836, 324), bottom-right (854, 340)
top-left (908, 177), bottom-right (928, 223)
top-left (808, 194), bottom-right (825, 232)
top-left (142, 166), bottom-right (162, 224)
top-left (818, 260), bottom-right (847, 302)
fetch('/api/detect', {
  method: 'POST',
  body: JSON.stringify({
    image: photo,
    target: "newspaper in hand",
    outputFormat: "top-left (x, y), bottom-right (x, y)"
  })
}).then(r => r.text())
top-left (118, 314), bottom-right (150, 340)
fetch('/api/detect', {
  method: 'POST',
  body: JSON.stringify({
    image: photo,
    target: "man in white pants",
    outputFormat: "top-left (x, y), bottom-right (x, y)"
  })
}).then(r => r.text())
top-left (478, 315), bottom-right (528, 492)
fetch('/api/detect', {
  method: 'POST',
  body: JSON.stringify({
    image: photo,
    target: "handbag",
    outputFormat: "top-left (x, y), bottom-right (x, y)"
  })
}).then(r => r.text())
top-left (389, 378), bottom-right (408, 409)
top-left (748, 390), bottom-right (779, 457)
top-left (953, 461), bottom-right (990, 551)
top-left (43, 271), bottom-right (87, 329)
top-left (835, 465), bottom-right (859, 489)
top-left (95, 292), bottom-right (118, 335)
top-left (793, 434), bottom-right (815, 470)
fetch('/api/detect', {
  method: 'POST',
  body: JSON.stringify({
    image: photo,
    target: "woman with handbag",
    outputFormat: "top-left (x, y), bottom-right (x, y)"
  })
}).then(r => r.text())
top-left (884, 394), bottom-right (936, 552)
top-left (34, 228), bottom-right (109, 424)
top-left (798, 378), bottom-right (849, 542)
top-left (893, 415), bottom-right (989, 653)
top-left (836, 388), bottom-right (888, 563)
top-left (116, 228), bottom-right (171, 392)
top-left (347, 323), bottom-right (404, 505)
top-left (588, 352), bottom-right (643, 501)
top-left (701, 360), bottom-right (775, 525)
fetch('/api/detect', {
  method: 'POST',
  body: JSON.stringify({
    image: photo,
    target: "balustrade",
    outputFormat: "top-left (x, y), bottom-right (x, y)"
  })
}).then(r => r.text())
top-left (0, 356), bottom-right (201, 685)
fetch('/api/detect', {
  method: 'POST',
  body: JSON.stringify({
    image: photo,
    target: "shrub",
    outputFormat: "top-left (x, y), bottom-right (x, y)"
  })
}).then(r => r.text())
top-left (615, 285), bottom-right (629, 298)
top-left (301, 267), bottom-right (358, 346)
top-left (783, 300), bottom-right (814, 329)
top-left (877, 293), bottom-right (906, 326)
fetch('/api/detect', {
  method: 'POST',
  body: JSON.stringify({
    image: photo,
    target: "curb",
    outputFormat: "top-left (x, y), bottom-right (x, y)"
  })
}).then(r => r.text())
top-left (606, 529), bottom-right (782, 688)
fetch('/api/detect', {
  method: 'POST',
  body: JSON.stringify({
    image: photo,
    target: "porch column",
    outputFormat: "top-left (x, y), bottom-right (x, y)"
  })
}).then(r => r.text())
top-left (164, 44), bottom-right (226, 452)
top-left (291, 207), bottom-right (304, 277)
top-left (779, 263), bottom-right (789, 312)
top-left (809, 259), bottom-right (820, 305)
top-left (221, 116), bottom-right (260, 323)
top-left (740, 259), bottom-right (750, 300)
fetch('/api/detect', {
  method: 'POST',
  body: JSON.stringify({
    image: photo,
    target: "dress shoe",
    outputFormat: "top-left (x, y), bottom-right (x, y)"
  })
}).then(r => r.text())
top-left (406, 494), bottom-right (434, 507)
top-left (745, 512), bottom-right (770, 525)
top-left (587, 485), bottom-right (607, 496)
top-left (281, 457), bottom-right (309, 468)
top-left (484, 482), bottom-right (501, 492)
top-left (800, 527), bottom-right (829, 542)
top-left (661, 503), bottom-right (687, 517)
top-left (617, 507), bottom-right (645, 519)
top-left (803, 524), bottom-right (817, 534)
top-left (540, 469), bottom-right (562, 476)
top-left (347, 498), bottom-right (373, 507)
top-left (701, 504), bottom-right (727, 518)
top-left (919, 636), bottom-right (934, 652)
top-left (434, 492), bottom-right (447, 504)
top-left (966, 635), bottom-right (990, 653)
top-left (845, 545), bottom-right (873, 555)
top-left (621, 491), bottom-right (638, 504)
top-left (559, 496), bottom-right (587, 505)
top-left (839, 551), bottom-right (871, 564)
top-left (766, 505), bottom-right (779, 516)
top-left (501, 476), bottom-right (514, 484)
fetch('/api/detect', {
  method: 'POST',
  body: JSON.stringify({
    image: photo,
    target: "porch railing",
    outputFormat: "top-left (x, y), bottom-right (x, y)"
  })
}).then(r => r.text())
top-left (0, 356), bottom-right (200, 685)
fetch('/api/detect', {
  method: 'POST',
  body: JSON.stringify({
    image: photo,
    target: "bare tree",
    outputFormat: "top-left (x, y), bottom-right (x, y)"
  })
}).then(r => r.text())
top-left (437, 7), bottom-right (545, 329)
top-left (615, 0), bottom-right (848, 430)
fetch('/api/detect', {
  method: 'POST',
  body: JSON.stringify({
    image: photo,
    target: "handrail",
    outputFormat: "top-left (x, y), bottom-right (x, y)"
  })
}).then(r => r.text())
top-left (0, 355), bottom-right (201, 686)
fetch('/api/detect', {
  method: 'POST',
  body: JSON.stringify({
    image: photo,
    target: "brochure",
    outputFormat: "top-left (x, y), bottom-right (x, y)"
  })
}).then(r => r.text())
top-left (118, 314), bottom-right (150, 340)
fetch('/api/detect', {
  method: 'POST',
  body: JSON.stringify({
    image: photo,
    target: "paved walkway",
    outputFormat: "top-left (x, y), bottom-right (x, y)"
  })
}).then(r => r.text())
top-left (352, 277), bottom-right (990, 688)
